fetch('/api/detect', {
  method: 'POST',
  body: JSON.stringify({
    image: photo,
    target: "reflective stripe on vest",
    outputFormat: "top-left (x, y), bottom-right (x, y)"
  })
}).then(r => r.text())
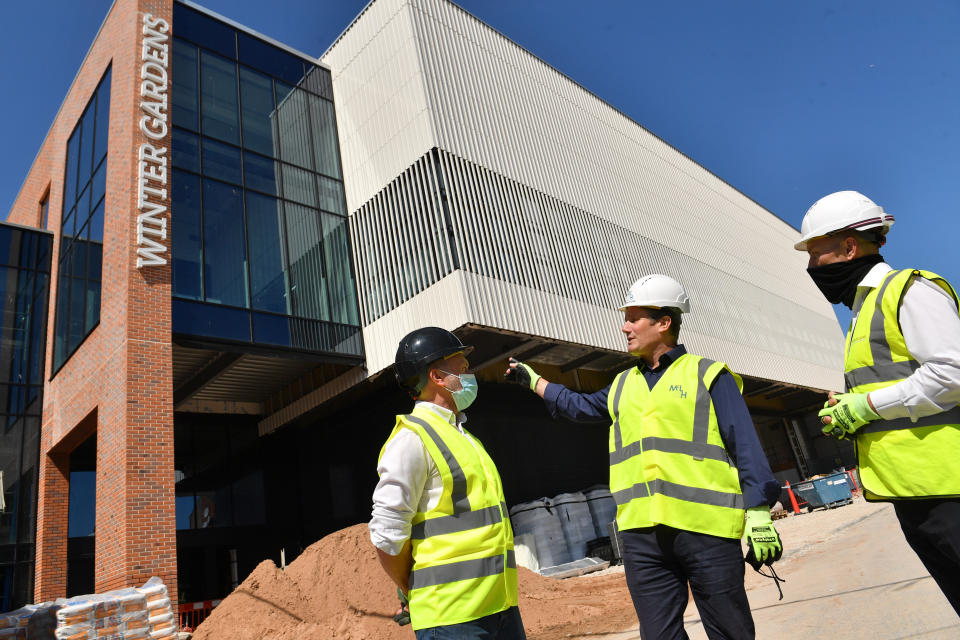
top-left (607, 354), bottom-right (745, 538)
top-left (407, 415), bottom-right (471, 514)
top-left (845, 268), bottom-right (960, 500)
top-left (611, 478), bottom-right (745, 509)
top-left (845, 270), bottom-right (920, 391)
top-left (410, 550), bottom-right (516, 590)
top-left (610, 358), bottom-right (732, 467)
top-left (386, 411), bottom-right (518, 629)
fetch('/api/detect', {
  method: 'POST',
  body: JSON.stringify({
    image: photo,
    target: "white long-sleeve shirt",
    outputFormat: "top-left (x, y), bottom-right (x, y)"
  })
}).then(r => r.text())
top-left (369, 402), bottom-right (466, 555)
top-left (853, 262), bottom-right (960, 420)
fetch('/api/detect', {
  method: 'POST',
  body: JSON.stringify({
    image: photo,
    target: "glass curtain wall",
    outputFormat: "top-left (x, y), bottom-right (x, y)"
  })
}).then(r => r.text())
top-left (52, 68), bottom-right (110, 373)
top-left (0, 226), bottom-right (52, 611)
top-left (170, 3), bottom-right (361, 356)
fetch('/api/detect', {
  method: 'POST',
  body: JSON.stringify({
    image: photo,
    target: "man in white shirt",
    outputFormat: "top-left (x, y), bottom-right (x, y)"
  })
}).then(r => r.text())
top-left (370, 327), bottom-right (525, 638)
top-left (798, 190), bottom-right (960, 614)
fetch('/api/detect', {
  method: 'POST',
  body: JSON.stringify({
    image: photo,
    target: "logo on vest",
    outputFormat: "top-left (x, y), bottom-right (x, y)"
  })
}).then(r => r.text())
top-left (669, 384), bottom-right (687, 399)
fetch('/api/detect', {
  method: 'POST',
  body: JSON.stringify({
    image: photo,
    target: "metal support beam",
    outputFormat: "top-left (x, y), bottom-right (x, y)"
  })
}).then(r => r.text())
top-left (560, 351), bottom-right (605, 373)
top-left (468, 339), bottom-right (540, 373)
top-left (173, 352), bottom-right (244, 406)
top-left (514, 342), bottom-right (557, 362)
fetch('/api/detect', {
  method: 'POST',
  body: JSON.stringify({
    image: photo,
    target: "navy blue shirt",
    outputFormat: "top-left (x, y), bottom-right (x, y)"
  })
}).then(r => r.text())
top-left (542, 345), bottom-right (780, 509)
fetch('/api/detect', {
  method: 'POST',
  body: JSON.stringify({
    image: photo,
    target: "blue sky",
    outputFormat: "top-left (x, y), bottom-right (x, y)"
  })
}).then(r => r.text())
top-left (2, 1), bottom-right (958, 328)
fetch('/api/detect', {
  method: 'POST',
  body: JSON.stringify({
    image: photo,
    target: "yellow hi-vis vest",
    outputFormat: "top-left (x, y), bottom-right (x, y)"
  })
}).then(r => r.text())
top-left (844, 268), bottom-right (960, 501)
top-left (378, 405), bottom-right (517, 631)
top-left (607, 353), bottom-right (746, 538)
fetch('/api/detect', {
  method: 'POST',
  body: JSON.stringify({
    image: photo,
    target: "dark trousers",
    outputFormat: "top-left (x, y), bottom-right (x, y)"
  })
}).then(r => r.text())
top-left (893, 498), bottom-right (960, 615)
top-left (414, 606), bottom-right (526, 640)
top-left (621, 526), bottom-right (754, 640)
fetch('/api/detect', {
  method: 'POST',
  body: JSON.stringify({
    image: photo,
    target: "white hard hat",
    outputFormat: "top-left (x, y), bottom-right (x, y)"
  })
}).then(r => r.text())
top-left (619, 274), bottom-right (690, 313)
top-left (794, 190), bottom-right (894, 251)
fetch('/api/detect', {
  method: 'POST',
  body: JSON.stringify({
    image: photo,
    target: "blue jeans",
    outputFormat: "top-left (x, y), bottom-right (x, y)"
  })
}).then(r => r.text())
top-left (414, 606), bottom-right (526, 640)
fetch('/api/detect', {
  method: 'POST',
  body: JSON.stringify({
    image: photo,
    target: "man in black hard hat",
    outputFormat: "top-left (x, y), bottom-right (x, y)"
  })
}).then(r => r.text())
top-left (369, 327), bottom-right (525, 638)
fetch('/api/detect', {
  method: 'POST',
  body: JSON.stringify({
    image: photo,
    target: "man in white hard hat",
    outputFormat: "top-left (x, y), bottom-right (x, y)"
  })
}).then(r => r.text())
top-left (798, 190), bottom-right (960, 614)
top-left (505, 274), bottom-right (782, 639)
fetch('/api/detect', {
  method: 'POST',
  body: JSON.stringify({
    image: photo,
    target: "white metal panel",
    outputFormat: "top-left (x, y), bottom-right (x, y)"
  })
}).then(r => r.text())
top-left (321, 0), bottom-right (437, 213)
top-left (324, 0), bottom-right (846, 391)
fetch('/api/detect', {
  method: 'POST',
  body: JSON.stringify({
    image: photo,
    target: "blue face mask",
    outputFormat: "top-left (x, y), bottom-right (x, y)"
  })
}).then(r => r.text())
top-left (440, 371), bottom-right (478, 411)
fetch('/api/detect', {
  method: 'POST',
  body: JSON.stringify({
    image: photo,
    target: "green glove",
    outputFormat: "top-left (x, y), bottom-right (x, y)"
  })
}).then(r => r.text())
top-left (818, 393), bottom-right (878, 438)
top-left (504, 357), bottom-right (541, 391)
top-left (745, 506), bottom-right (782, 565)
top-left (392, 588), bottom-right (410, 626)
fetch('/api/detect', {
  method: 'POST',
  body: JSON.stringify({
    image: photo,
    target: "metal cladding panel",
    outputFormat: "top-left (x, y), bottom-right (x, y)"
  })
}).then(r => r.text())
top-left (405, 0), bottom-right (823, 313)
top-left (321, 0), bottom-right (437, 213)
top-left (363, 271), bottom-right (472, 373)
top-left (324, 0), bottom-right (845, 391)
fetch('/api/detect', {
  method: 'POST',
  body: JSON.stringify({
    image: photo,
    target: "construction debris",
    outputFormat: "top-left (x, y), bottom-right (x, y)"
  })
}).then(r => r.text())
top-left (0, 577), bottom-right (177, 640)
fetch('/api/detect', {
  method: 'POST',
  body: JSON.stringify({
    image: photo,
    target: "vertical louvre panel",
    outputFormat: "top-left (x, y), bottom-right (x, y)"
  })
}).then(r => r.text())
top-left (323, 0), bottom-right (845, 387)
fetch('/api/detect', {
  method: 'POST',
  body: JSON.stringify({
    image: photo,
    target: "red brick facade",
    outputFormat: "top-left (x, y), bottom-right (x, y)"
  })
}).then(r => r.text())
top-left (6, 0), bottom-right (176, 603)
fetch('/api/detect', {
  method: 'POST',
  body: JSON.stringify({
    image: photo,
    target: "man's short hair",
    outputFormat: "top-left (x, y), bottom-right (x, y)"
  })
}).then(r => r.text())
top-left (650, 307), bottom-right (682, 343)
top-left (832, 228), bottom-right (885, 251)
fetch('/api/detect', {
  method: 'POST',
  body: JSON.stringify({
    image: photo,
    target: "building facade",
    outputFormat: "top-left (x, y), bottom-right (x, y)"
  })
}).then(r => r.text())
top-left (3, 0), bottom-right (848, 610)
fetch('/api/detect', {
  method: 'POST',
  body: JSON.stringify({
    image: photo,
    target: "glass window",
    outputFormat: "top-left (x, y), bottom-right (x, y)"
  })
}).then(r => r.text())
top-left (88, 200), bottom-right (105, 244)
top-left (316, 176), bottom-right (345, 215)
top-left (171, 171), bottom-right (203, 301)
top-left (201, 138), bottom-right (242, 185)
top-left (172, 4), bottom-right (236, 59)
top-left (322, 213), bottom-right (360, 326)
top-left (53, 67), bottom-right (110, 374)
top-left (172, 128), bottom-right (200, 173)
top-left (76, 104), bottom-right (96, 190)
top-left (245, 192), bottom-right (287, 314)
top-left (281, 164), bottom-right (316, 207)
top-left (0, 228), bottom-right (12, 267)
top-left (202, 180), bottom-right (247, 307)
top-left (237, 33), bottom-right (304, 85)
top-left (275, 86), bottom-right (313, 170)
top-left (284, 203), bottom-right (328, 321)
top-left (53, 268), bottom-right (69, 370)
top-left (90, 161), bottom-right (106, 212)
top-left (63, 130), bottom-right (79, 209)
top-left (304, 66), bottom-right (333, 100)
top-left (243, 152), bottom-right (278, 196)
top-left (168, 17), bottom-right (361, 354)
top-left (40, 194), bottom-right (50, 230)
top-left (172, 41), bottom-right (199, 131)
top-left (231, 470), bottom-right (265, 526)
top-left (201, 52), bottom-right (239, 144)
top-left (93, 69), bottom-right (111, 167)
top-left (308, 95), bottom-right (341, 178)
top-left (67, 270), bottom-right (85, 354)
top-left (239, 68), bottom-right (276, 157)
top-left (77, 184), bottom-right (91, 224)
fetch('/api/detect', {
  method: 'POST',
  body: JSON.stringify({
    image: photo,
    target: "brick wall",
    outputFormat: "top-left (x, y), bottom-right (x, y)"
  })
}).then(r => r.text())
top-left (6, 0), bottom-right (176, 603)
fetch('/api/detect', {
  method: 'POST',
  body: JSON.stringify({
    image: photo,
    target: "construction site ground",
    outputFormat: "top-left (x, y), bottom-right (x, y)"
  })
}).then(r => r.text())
top-left (192, 495), bottom-right (959, 639)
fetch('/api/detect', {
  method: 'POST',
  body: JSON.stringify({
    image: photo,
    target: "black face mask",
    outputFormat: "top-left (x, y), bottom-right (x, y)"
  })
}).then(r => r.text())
top-left (806, 254), bottom-right (884, 308)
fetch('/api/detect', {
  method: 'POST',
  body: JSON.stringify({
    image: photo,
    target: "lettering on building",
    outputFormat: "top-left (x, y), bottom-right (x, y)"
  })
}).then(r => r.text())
top-left (136, 13), bottom-right (170, 268)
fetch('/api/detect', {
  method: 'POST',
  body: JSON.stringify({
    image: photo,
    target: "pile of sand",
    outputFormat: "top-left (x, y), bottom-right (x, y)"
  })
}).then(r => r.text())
top-left (192, 524), bottom-right (636, 640)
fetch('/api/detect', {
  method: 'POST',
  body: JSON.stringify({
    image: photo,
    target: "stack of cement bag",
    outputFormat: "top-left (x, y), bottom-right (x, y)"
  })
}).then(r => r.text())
top-left (0, 577), bottom-right (177, 640)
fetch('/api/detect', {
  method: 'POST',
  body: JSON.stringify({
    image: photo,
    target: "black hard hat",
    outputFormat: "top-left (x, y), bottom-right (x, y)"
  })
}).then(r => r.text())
top-left (395, 327), bottom-right (473, 394)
